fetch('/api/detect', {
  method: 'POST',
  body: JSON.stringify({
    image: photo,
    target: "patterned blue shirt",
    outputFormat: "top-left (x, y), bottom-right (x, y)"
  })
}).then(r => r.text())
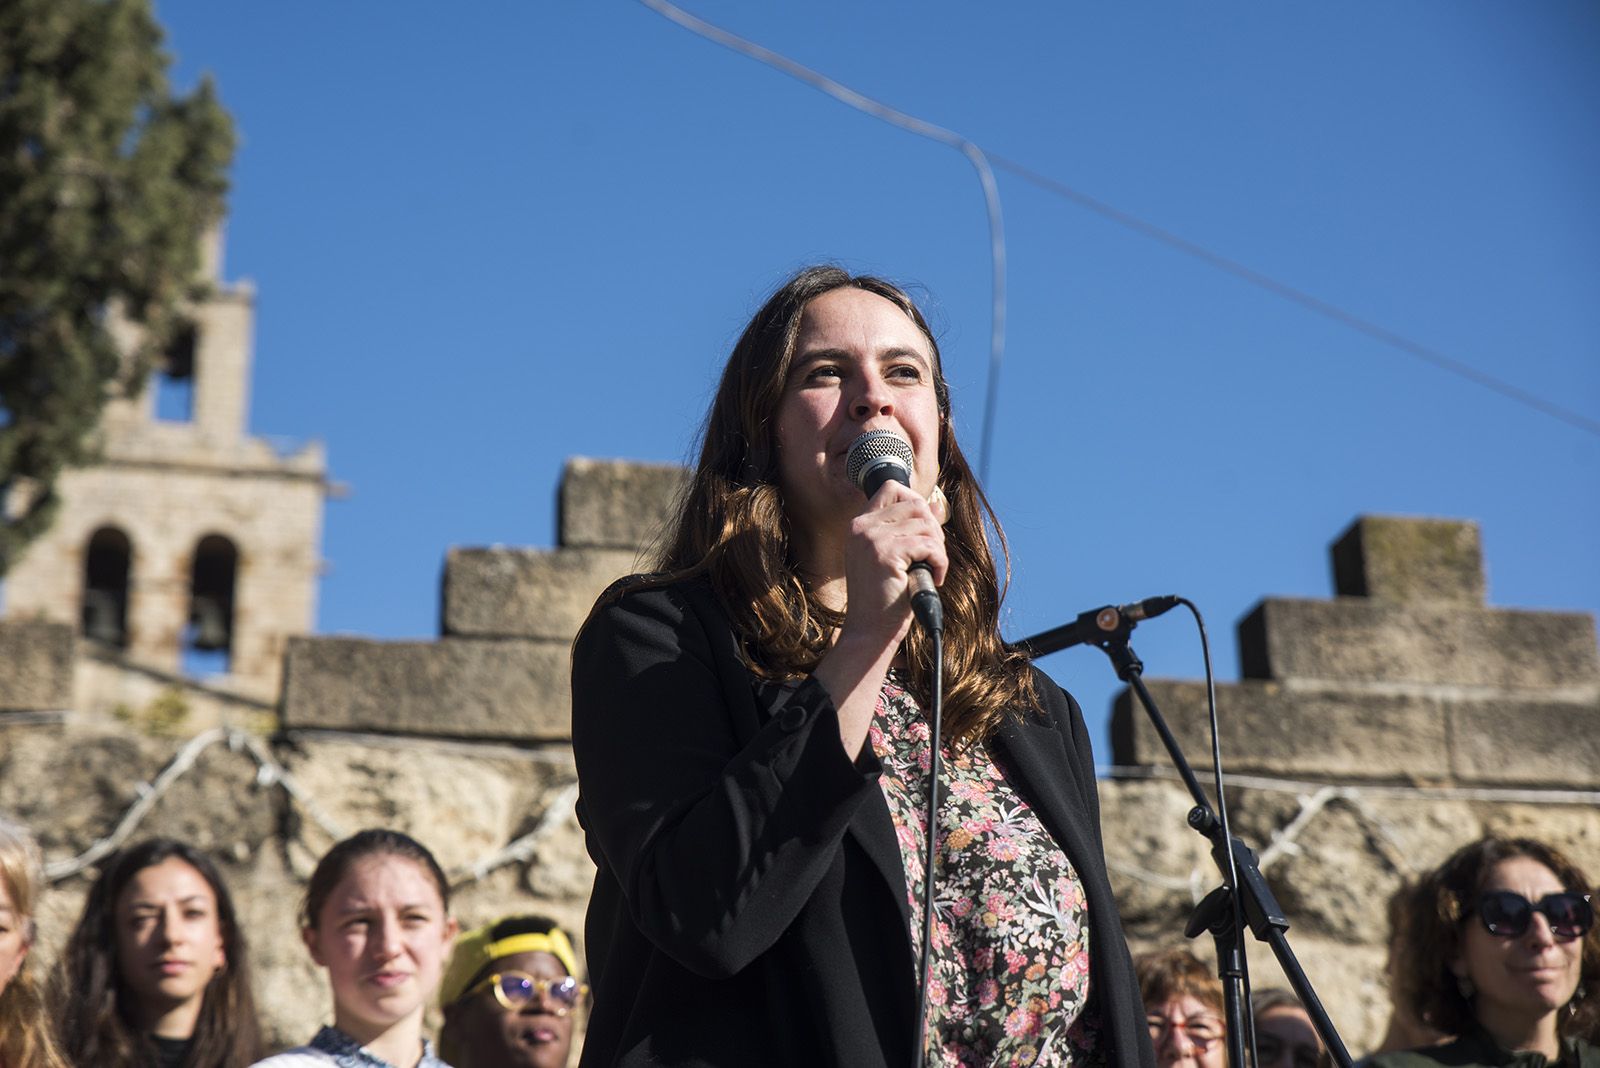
top-left (248, 1026), bottom-right (452, 1068)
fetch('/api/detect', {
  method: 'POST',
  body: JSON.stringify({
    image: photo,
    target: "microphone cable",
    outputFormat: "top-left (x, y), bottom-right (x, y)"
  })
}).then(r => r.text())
top-left (1178, 596), bottom-right (1256, 1055)
top-left (912, 625), bottom-right (943, 1068)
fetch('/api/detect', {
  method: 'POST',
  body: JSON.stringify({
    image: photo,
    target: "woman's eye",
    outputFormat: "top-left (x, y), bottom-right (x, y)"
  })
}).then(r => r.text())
top-left (806, 365), bottom-right (842, 381)
top-left (890, 364), bottom-right (922, 380)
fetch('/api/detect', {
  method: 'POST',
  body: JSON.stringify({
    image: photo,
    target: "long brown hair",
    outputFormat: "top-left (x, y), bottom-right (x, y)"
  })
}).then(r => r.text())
top-left (1392, 835), bottom-right (1599, 1040)
top-left (55, 838), bottom-right (261, 1068)
top-left (650, 264), bottom-right (1034, 745)
top-left (0, 817), bottom-right (68, 1068)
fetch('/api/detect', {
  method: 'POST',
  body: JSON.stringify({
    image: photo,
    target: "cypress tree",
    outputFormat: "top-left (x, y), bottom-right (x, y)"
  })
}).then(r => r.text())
top-left (0, 0), bottom-right (234, 573)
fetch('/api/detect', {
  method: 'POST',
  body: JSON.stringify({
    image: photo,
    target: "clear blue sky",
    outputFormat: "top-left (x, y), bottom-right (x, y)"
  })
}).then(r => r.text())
top-left (155, 1), bottom-right (1599, 753)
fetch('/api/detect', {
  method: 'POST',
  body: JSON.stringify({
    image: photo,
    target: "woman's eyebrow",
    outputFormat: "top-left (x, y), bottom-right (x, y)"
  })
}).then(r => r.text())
top-left (792, 346), bottom-right (930, 366)
top-left (125, 894), bottom-right (211, 909)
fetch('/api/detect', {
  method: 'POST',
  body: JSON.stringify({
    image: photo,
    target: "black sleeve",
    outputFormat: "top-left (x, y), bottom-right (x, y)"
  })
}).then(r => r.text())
top-left (570, 583), bottom-right (884, 979)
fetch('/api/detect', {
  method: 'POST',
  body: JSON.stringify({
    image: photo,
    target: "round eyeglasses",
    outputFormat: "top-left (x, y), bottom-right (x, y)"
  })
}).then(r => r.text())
top-left (465, 970), bottom-right (589, 1016)
top-left (1147, 1014), bottom-right (1224, 1049)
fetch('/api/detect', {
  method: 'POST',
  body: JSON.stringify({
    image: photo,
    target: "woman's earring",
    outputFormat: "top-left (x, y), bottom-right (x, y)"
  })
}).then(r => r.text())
top-left (1456, 975), bottom-right (1475, 1000)
top-left (928, 484), bottom-right (950, 525)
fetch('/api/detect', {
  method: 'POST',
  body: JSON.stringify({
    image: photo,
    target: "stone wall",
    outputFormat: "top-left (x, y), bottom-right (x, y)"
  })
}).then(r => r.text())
top-left (2, 231), bottom-right (328, 705)
top-left (1101, 515), bottom-right (1600, 1049)
top-left (4, 466), bottom-right (1597, 1057)
top-left (0, 457), bottom-right (685, 1050)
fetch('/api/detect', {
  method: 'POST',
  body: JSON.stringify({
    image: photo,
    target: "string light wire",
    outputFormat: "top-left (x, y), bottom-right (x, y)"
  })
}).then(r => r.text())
top-left (638, 1), bottom-right (1600, 443)
top-left (638, 0), bottom-right (1009, 480)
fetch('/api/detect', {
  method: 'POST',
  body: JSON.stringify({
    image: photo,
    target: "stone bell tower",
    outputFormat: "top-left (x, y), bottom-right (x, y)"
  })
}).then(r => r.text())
top-left (2, 227), bottom-right (328, 706)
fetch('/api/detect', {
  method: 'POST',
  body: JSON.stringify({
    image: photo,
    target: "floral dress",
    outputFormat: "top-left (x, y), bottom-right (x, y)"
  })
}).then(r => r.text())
top-left (870, 670), bottom-right (1101, 1068)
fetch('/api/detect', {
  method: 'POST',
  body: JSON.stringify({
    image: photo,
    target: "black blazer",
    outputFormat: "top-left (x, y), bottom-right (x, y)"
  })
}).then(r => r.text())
top-left (571, 576), bottom-right (1155, 1068)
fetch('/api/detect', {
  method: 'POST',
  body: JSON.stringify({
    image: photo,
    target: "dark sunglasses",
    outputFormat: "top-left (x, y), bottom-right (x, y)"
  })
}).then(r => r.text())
top-left (1477, 890), bottom-right (1593, 940)
top-left (465, 971), bottom-right (589, 1015)
top-left (1257, 1032), bottom-right (1321, 1068)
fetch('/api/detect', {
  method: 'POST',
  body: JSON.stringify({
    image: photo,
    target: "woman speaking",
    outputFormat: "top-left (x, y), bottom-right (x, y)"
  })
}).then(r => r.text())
top-left (571, 266), bottom-right (1153, 1068)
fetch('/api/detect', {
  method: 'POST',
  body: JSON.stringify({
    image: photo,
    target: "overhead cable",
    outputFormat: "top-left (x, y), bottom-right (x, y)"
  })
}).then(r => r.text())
top-left (640, 1), bottom-right (1599, 442)
top-left (639, 0), bottom-right (1010, 480)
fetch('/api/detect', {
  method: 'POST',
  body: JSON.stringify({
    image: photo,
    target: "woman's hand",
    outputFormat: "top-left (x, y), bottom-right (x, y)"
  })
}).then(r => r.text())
top-left (813, 479), bottom-right (948, 757)
top-left (839, 479), bottom-right (948, 648)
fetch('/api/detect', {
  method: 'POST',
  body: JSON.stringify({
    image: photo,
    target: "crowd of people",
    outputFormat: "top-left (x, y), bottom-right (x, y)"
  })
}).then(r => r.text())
top-left (0, 815), bottom-right (1592, 1067)
top-left (1, 269), bottom-right (1595, 1068)
top-left (0, 818), bottom-right (580, 1068)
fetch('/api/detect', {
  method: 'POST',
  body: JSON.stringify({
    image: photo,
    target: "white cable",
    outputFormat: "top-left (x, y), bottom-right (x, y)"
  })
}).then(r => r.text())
top-left (637, 0), bottom-right (1010, 479)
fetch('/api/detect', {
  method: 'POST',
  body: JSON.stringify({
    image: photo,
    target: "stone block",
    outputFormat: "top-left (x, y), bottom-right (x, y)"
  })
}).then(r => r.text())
top-left (442, 546), bottom-right (640, 640)
top-left (0, 620), bottom-right (75, 711)
top-left (1237, 598), bottom-right (1600, 689)
top-left (279, 733), bottom-right (574, 874)
top-left (1109, 679), bottom-right (1452, 781)
top-left (558, 457), bottom-right (688, 552)
top-left (1331, 515), bottom-right (1484, 605)
top-left (1448, 695), bottom-right (1600, 789)
top-left (281, 636), bottom-right (570, 741)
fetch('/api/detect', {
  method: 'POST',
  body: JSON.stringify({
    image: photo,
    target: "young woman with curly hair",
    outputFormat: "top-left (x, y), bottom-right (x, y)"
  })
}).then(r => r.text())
top-left (572, 266), bottom-right (1155, 1068)
top-left (1370, 835), bottom-right (1598, 1068)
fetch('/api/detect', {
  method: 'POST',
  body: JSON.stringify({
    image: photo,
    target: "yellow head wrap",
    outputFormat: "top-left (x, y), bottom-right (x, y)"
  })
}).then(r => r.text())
top-left (439, 920), bottom-right (580, 1008)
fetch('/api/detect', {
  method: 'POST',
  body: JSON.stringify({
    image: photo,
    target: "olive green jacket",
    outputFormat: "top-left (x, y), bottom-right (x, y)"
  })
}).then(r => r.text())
top-left (1367, 1027), bottom-right (1600, 1068)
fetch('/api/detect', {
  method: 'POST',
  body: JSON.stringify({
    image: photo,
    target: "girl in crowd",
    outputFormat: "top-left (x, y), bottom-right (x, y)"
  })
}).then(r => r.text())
top-left (0, 817), bottom-right (68, 1068)
top-left (572, 266), bottom-right (1154, 1067)
top-left (253, 829), bottom-right (457, 1068)
top-left (1251, 988), bottom-right (1325, 1068)
top-left (1371, 835), bottom-right (1598, 1068)
top-left (1137, 949), bottom-right (1226, 1068)
top-left (57, 837), bottom-right (261, 1068)
top-left (438, 914), bottom-right (586, 1068)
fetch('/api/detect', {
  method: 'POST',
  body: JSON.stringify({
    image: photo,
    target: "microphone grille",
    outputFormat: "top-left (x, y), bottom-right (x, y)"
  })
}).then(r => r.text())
top-left (845, 430), bottom-right (915, 490)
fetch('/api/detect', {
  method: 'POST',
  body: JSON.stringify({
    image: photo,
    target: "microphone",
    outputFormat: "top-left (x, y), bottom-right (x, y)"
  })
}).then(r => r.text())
top-left (845, 430), bottom-right (943, 634)
top-left (1014, 596), bottom-right (1180, 659)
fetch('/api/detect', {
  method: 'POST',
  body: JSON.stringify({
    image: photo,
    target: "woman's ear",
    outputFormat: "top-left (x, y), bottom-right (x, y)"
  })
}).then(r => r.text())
top-left (301, 925), bottom-right (325, 967)
top-left (0, 937), bottom-right (27, 988)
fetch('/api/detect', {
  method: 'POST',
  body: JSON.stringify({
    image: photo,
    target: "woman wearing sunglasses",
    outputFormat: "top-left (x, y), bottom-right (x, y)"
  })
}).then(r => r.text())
top-left (1251, 988), bottom-right (1326, 1068)
top-left (438, 915), bottom-right (585, 1068)
top-left (1373, 835), bottom-right (1599, 1068)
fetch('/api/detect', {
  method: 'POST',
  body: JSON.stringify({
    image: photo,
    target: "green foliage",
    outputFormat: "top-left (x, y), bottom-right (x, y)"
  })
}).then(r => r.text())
top-left (0, 0), bottom-right (234, 573)
top-left (111, 686), bottom-right (191, 736)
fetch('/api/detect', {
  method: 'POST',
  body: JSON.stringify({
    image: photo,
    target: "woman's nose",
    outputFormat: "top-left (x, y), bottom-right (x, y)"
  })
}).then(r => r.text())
top-left (850, 377), bottom-right (893, 420)
top-left (1162, 1028), bottom-right (1196, 1056)
top-left (372, 917), bottom-right (404, 958)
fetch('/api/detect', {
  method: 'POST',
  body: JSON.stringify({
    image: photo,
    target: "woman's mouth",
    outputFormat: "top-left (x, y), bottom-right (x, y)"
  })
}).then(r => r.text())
top-left (156, 960), bottom-right (190, 976)
top-left (366, 970), bottom-right (411, 988)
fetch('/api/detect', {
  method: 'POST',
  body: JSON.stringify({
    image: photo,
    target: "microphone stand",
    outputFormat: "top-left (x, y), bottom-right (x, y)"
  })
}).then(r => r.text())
top-left (1017, 612), bottom-right (1354, 1068)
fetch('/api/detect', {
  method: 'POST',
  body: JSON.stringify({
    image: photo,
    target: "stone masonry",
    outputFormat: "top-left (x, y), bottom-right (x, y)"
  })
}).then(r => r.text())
top-left (1104, 515), bottom-right (1600, 1047)
top-left (3, 468), bottom-right (1597, 1055)
top-left (3, 227), bottom-right (328, 710)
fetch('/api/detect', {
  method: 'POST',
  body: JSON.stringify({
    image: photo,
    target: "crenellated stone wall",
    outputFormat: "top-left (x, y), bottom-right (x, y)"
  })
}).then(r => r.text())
top-left (1101, 515), bottom-right (1600, 1048)
top-left (3, 467), bottom-right (1596, 1056)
